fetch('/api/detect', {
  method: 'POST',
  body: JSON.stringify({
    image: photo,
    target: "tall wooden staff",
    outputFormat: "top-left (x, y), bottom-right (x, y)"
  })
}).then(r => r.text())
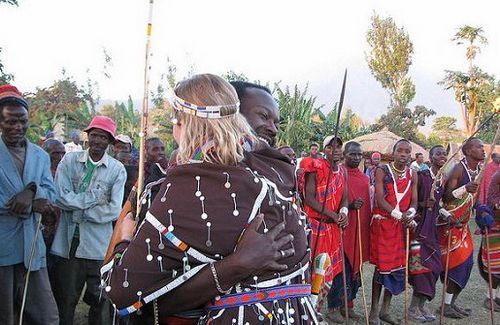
top-left (404, 226), bottom-right (410, 325)
top-left (136, 0), bottom-right (155, 218)
top-left (356, 209), bottom-right (369, 325)
top-left (18, 215), bottom-right (43, 325)
top-left (311, 69), bottom-right (348, 322)
top-left (473, 122), bottom-right (499, 325)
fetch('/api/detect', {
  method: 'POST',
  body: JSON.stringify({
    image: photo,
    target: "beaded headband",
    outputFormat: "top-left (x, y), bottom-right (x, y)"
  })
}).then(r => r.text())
top-left (170, 94), bottom-right (239, 119)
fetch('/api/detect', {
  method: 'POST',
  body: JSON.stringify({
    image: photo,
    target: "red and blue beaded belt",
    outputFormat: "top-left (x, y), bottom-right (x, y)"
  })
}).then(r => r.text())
top-left (205, 284), bottom-right (311, 311)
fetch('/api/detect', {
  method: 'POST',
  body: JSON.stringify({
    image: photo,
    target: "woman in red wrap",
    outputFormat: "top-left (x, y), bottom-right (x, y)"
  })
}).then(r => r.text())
top-left (369, 139), bottom-right (418, 325)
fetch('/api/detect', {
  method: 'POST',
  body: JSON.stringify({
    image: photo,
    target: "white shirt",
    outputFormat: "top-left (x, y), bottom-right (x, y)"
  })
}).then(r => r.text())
top-left (65, 142), bottom-right (83, 153)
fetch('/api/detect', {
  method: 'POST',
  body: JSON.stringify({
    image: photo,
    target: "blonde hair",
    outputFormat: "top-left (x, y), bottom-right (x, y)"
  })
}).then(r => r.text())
top-left (174, 74), bottom-right (257, 166)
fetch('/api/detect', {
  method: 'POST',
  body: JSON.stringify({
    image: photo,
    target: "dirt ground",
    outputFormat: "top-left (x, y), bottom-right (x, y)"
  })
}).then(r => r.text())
top-left (74, 223), bottom-right (496, 324)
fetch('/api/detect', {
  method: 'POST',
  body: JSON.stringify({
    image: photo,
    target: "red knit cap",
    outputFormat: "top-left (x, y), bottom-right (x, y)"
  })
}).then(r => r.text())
top-left (0, 84), bottom-right (29, 109)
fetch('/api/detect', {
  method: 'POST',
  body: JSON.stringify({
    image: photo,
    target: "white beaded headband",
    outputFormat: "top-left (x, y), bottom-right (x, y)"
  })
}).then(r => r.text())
top-left (170, 93), bottom-right (240, 119)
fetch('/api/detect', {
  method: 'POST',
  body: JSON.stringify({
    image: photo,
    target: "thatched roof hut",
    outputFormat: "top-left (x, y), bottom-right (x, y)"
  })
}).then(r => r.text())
top-left (349, 130), bottom-right (429, 161)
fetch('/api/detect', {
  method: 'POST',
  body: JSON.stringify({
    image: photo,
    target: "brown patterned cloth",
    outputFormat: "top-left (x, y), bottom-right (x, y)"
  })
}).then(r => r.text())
top-left (102, 147), bottom-right (317, 324)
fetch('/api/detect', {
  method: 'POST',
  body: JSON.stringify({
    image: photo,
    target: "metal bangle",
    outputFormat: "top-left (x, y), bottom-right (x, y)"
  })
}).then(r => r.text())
top-left (209, 262), bottom-right (230, 295)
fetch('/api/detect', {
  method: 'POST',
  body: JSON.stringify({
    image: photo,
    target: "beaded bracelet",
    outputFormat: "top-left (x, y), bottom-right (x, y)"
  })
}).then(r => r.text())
top-left (209, 262), bottom-right (231, 295)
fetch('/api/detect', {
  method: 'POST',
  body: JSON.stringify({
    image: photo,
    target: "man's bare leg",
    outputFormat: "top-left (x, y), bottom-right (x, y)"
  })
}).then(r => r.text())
top-left (369, 269), bottom-right (382, 325)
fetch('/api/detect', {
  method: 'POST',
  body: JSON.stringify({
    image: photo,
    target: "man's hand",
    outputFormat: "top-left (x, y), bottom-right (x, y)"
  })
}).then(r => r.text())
top-left (424, 197), bottom-right (436, 209)
top-left (332, 211), bottom-right (348, 228)
top-left (32, 199), bottom-right (54, 215)
top-left (6, 189), bottom-right (35, 215)
top-left (349, 198), bottom-right (364, 210)
top-left (118, 212), bottom-right (138, 242)
top-left (465, 182), bottom-right (479, 194)
top-left (232, 214), bottom-right (294, 275)
top-left (402, 210), bottom-right (416, 228)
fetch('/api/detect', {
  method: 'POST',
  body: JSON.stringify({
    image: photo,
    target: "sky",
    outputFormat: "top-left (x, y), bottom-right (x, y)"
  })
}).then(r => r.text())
top-left (1, 0), bottom-right (498, 131)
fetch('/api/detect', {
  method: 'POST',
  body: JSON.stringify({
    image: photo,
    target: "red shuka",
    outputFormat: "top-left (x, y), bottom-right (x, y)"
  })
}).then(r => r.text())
top-left (301, 157), bottom-right (345, 282)
top-left (370, 165), bottom-right (412, 274)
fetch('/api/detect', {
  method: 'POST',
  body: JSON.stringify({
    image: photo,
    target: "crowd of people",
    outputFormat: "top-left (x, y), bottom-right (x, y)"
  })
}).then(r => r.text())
top-left (0, 77), bottom-right (498, 325)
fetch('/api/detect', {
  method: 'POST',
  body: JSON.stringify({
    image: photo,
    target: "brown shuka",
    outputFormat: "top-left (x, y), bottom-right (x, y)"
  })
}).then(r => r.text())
top-left (102, 147), bottom-right (318, 324)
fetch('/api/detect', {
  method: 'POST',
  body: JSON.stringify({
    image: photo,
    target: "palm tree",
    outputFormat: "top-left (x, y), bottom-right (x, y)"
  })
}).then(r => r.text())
top-left (274, 84), bottom-right (320, 152)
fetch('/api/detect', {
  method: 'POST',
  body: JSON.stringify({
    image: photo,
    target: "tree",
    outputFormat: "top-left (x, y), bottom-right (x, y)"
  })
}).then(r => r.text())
top-left (366, 13), bottom-right (435, 142)
top-left (439, 25), bottom-right (497, 136)
top-left (374, 104), bottom-right (435, 145)
top-left (25, 73), bottom-right (99, 142)
top-left (275, 84), bottom-right (318, 152)
top-left (366, 13), bottom-right (415, 112)
top-left (452, 25), bottom-right (487, 69)
top-left (0, 48), bottom-right (14, 85)
top-left (222, 70), bottom-right (249, 83)
top-left (0, 0), bottom-right (18, 5)
top-left (427, 116), bottom-right (463, 147)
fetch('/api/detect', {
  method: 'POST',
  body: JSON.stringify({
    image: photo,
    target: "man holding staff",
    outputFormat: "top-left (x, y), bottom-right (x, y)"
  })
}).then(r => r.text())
top-left (369, 139), bottom-right (418, 325)
top-left (439, 137), bottom-right (485, 318)
top-left (342, 141), bottom-right (372, 321)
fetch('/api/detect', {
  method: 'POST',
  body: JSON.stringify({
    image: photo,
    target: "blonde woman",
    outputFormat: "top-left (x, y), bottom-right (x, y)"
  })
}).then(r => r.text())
top-left (102, 74), bottom-right (317, 324)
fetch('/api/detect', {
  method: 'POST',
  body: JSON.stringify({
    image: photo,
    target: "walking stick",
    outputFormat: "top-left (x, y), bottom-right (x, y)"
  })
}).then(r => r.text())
top-left (404, 227), bottom-right (410, 325)
top-left (439, 220), bottom-right (453, 325)
top-left (356, 209), bottom-right (369, 325)
top-left (309, 70), bottom-right (347, 312)
top-left (340, 228), bottom-right (349, 324)
top-left (19, 214), bottom-right (43, 325)
top-left (484, 228), bottom-right (495, 325)
top-left (136, 0), bottom-right (155, 219)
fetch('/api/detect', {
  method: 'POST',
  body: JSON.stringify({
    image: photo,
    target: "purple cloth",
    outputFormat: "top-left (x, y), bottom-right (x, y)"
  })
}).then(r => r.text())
top-left (410, 272), bottom-right (439, 300)
top-left (441, 254), bottom-right (473, 289)
top-left (410, 170), bottom-right (443, 299)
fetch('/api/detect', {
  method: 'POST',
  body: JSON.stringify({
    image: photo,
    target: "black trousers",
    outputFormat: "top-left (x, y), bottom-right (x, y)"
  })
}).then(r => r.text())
top-left (52, 238), bottom-right (111, 325)
top-left (0, 263), bottom-right (59, 325)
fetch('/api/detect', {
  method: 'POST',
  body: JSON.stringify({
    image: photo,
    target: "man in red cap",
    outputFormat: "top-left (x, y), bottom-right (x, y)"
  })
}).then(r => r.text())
top-left (51, 116), bottom-right (126, 325)
top-left (0, 85), bottom-right (59, 324)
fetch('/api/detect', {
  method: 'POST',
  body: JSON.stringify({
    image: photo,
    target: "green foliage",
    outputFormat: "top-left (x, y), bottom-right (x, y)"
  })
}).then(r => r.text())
top-left (275, 84), bottom-right (318, 152)
top-left (366, 13), bottom-right (435, 143)
top-left (427, 116), bottom-right (463, 147)
top-left (149, 59), bottom-right (178, 157)
top-left (452, 25), bottom-right (488, 63)
top-left (366, 13), bottom-right (415, 110)
top-left (222, 70), bottom-right (249, 83)
top-left (274, 82), bottom-right (371, 153)
top-left (375, 105), bottom-right (436, 145)
top-left (439, 25), bottom-right (497, 136)
top-left (0, 48), bottom-right (14, 85)
top-left (0, 0), bottom-right (18, 5)
top-left (99, 98), bottom-right (140, 143)
top-left (24, 73), bottom-right (100, 142)
top-left (477, 110), bottom-right (500, 144)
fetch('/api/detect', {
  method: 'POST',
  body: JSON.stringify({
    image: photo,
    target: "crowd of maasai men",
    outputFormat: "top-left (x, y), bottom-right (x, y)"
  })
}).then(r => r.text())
top-left (0, 81), bottom-right (498, 325)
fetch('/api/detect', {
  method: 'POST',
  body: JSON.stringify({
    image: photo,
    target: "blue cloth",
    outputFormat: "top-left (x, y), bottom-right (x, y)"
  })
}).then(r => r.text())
top-left (441, 254), bottom-right (474, 289)
top-left (327, 256), bottom-right (361, 308)
top-left (0, 138), bottom-right (56, 270)
top-left (377, 269), bottom-right (406, 295)
top-left (51, 150), bottom-right (126, 260)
